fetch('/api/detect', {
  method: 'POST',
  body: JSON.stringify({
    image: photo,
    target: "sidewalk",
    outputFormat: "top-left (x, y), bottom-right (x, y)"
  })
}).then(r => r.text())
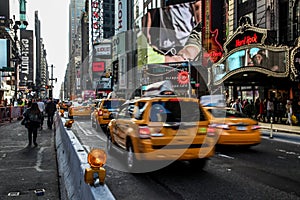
top-left (259, 121), bottom-right (300, 135)
top-left (0, 120), bottom-right (60, 199)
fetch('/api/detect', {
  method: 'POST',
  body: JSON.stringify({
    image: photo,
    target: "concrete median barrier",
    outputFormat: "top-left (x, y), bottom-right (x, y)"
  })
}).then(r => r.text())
top-left (54, 113), bottom-right (115, 200)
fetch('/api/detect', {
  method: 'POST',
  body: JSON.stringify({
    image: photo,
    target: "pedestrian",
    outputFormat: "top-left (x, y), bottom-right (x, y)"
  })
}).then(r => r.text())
top-left (45, 98), bottom-right (57, 130)
top-left (231, 98), bottom-right (243, 113)
top-left (37, 99), bottom-right (45, 130)
top-left (266, 98), bottom-right (274, 123)
top-left (286, 100), bottom-right (293, 126)
top-left (23, 102), bottom-right (42, 147)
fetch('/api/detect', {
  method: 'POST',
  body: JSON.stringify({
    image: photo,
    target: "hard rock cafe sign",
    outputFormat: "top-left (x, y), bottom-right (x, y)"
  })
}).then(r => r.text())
top-left (211, 19), bottom-right (290, 86)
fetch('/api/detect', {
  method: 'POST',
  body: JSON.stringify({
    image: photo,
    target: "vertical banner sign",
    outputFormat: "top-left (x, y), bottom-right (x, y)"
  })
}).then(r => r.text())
top-left (115, 0), bottom-right (127, 33)
top-left (118, 55), bottom-right (127, 89)
top-left (20, 30), bottom-right (34, 86)
top-left (91, 0), bottom-right (103, 44)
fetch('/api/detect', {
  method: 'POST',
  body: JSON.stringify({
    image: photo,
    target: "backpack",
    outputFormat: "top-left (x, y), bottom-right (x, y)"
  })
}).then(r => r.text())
top-left (25, 108), bottom-right (41, 125)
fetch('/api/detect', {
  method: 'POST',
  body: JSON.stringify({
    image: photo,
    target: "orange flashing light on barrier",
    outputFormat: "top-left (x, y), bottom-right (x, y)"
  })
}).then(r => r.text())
top-left (64, 119), bottom-right (74, 129)
top-left (84, 148), bottom-right (107, 185)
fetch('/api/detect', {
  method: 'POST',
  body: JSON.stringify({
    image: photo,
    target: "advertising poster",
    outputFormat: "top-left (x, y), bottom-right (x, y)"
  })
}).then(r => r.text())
top-left (20, 30), bottom-right (34, 86)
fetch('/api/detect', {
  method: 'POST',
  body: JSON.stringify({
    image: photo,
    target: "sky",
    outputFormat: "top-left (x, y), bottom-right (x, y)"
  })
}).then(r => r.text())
top-left (12, 0), bottom-right (70, 99)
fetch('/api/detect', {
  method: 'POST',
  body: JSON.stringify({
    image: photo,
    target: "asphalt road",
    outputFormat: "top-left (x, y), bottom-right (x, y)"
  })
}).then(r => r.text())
top-left (73, 118), bottom-right (300, 200)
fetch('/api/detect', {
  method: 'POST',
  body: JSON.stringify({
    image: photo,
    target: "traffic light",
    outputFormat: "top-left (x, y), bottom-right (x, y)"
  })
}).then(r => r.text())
top-left (45, 85), bottom-right (49, 89)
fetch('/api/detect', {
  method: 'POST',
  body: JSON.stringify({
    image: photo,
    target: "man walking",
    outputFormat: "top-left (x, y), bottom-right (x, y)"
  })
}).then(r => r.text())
top-left (37, 99), bottom-right (45, 130)
top-left (45, 98), bottom-right (56, 130)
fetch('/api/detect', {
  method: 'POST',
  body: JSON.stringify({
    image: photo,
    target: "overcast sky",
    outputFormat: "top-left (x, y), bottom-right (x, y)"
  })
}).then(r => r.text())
top-left (13, 0), bottom-right (70, 98)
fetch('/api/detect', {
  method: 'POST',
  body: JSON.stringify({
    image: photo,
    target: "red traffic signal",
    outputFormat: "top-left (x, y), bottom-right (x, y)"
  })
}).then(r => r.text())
top-left (45, 85), bottom-right (49, 89)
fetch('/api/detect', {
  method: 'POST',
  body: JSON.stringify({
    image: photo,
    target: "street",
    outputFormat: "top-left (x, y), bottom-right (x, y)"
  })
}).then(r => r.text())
top-left (72, 117), bottom-right (300, 200)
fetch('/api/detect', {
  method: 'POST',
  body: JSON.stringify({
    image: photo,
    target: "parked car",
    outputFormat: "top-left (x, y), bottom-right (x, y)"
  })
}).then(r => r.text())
top-left (68, 101), bottom-right (92, 119)
top-left (91, 98), bottom-right (126, 132)
top-left (202, 106), bottom-right (261, 147)
top-left (106, 81), bottom-right (217, 172)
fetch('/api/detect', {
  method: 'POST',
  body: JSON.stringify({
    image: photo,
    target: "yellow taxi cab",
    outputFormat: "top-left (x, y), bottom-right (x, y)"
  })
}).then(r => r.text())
top-left (91, 98), bottom-right (126, 132)
top-left (107, 81), bottom-right (217, 172)
top-left (200, 95), bottom-right (261, 147)
top-left (68, 101), bottom-right (92, 119)
top-left (59, 101), bottom-right (72, 111)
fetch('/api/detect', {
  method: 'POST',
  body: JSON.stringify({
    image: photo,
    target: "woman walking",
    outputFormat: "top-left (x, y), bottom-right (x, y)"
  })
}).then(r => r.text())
top-left (286, 100), bottom-right (293, 126)
top-left (23, 102), bottom-right (42, 147)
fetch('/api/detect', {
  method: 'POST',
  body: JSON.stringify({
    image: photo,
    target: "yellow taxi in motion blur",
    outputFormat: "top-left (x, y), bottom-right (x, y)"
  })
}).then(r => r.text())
top-left (68, 101), bottom-right (92, 119)
top-left (107, 81), bottom-right (217, 172)
top-left (202, 106), bottom-right (261, 147)
top-left (91, 98), bottom-right (126, 132)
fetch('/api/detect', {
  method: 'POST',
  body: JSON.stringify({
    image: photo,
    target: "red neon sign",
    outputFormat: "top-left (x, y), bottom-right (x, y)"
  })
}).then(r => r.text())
top-left (235, 33), bottom-right (258, 48)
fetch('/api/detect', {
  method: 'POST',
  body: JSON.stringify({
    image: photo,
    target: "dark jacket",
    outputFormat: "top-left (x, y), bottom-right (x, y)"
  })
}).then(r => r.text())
top-left (45, 101), bottom-right (56, 116)
top-left (23, 108), bottom-right (42, 128)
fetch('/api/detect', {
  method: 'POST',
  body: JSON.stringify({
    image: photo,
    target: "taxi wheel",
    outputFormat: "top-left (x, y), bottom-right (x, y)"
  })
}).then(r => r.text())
top-left (189, 158), bottom-right (207, 170)
top-left (126, 142), bottom-right (136, 171)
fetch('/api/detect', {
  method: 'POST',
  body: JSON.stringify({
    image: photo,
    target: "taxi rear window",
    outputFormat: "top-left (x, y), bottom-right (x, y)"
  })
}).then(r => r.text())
top-left (102, 100), bottom-right (125, 109)
top-left (208, 108), bottom-right (248, 118)
top-left (150, 101), bottom-right (205, 122)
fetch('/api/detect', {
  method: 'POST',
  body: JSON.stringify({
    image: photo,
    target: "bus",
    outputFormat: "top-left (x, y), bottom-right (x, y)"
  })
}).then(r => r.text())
top-left (95, 77), bottom-right (112, 98)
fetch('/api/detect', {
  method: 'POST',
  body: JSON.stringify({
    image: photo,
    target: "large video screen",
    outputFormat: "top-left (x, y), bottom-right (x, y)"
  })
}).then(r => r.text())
top-left (212, 46), bottom-right (289, 83)
top-left (0, 39), bottom-right (9, 69)
top-left (137, 1), bottom-right (202, 66)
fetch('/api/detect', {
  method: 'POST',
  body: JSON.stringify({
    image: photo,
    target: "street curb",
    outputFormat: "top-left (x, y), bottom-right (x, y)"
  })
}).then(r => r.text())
top-left (54, 114), bottom-right (115, 200)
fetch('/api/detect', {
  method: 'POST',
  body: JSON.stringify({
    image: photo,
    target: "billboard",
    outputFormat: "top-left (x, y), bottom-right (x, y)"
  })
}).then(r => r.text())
top-left (91, 0), bottom-right (103, 44)
top-left (94, 43), bottom-right (112, 59)
top-left (138, 1), bottom-right (202, 67)
top-left (92, 61), bottom-right (105, 72)
top-left (0, 0), bottom-right (9, 27)
top-left (0, 39), bottom-right (9, 69)
top-left (115, 0), bottom-right (127, 33)
top-left (20, 30), bottom-right (34, 86)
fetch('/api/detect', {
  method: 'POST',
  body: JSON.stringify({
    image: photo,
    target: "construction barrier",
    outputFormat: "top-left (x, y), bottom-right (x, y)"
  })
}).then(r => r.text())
top-left (0, 106), bottom-right (25, 123)
top-left (54, 113), bottom-right (115, 200)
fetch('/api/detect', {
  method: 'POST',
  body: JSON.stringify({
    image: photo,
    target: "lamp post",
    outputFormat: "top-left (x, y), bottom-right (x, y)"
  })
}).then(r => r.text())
top-left (11, 17), bottom-right (28, 103)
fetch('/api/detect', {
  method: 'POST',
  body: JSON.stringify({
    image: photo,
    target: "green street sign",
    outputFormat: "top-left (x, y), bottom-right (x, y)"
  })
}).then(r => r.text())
top-left (0, 67), bottom-right (14, 72)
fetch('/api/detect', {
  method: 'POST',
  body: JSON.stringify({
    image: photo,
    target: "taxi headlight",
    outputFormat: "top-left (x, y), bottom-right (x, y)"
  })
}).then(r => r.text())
top-left (84, 148), bottom-right (107, 185)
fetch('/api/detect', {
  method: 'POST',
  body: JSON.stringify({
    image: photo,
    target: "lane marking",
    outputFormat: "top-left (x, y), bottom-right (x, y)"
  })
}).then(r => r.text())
top-left (217, 153), bottom-right (235, 159)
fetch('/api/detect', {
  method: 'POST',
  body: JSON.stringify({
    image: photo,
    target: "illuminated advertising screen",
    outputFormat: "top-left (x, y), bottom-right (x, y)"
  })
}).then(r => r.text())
top-left (91, 0), bottom-right (103, 44)
top-left (138, 1), bottom-right (202, 66)
top-left (212, 46), bottom-right (289, 84)
top-left (147, 62), bottom-right (189, 91)
top-left (0, 39), bottom-right (9, 69)
top-left (94, 43), bottom-right (112, 59)
top-left (92, 61), bottom-right (105, 72)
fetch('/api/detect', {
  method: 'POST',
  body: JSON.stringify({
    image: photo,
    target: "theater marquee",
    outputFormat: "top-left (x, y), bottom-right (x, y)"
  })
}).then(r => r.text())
top-left (212, 22), bottom-right (290, 85)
